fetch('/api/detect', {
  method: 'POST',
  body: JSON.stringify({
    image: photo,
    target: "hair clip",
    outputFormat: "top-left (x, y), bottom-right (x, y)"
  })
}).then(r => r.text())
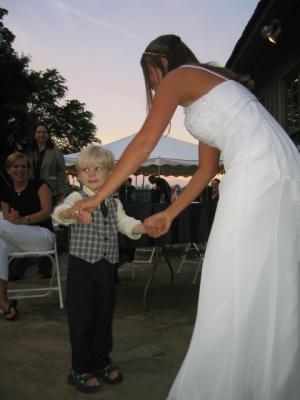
top-left (143, 51), bottom-right (167, 57)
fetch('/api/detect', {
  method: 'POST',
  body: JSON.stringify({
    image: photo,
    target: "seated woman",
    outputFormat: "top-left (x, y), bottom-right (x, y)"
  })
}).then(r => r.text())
top-left (0, 152), bottom-right (54, 320)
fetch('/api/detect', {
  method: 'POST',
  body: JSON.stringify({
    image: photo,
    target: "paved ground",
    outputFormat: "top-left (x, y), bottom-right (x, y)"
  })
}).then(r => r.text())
top-left (0, 248), bottom-right (201, 400)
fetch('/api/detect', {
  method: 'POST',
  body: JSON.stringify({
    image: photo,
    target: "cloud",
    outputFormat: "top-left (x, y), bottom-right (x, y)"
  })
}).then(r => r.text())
top-left (42, 0), bottom-right (141, 41)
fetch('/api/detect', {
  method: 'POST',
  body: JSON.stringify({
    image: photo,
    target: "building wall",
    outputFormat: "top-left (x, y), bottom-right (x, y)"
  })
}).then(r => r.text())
top-left (226, 0), bottom-right (300, 146)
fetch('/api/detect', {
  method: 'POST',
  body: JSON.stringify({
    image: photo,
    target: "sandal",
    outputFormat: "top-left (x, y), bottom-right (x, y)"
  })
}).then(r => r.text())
top-left (3, 300), bottom-right (18, 321)
top-left (67, 370), bottom-right (101, 393)
top-left (95, 363), bottom-right (123, 385)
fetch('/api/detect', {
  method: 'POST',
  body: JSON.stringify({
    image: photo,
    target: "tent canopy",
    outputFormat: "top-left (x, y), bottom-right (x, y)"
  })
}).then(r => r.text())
top-left (64, 134), bottom-right (199, 177)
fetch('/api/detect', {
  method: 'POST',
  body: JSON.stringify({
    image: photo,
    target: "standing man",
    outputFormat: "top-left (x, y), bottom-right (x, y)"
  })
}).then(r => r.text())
top-left (148, 175), bottom-right (172, 203)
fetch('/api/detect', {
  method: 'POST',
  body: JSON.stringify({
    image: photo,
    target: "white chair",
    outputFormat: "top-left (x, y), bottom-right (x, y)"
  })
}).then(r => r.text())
top-left (130, 246), bottom-right (156, 278)
top-left (7, 238), bottom-right (64, 308)
top-left (177, 242), bottom-right (206, 284)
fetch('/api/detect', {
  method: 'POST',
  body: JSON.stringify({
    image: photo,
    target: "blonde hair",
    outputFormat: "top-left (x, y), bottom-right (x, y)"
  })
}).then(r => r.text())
top-left (76, 144), bottom-right (115, 171)
top-left (5, 152), bottom-right (31, 171)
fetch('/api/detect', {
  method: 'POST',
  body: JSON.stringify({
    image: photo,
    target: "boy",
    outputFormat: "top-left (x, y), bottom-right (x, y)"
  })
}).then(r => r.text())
top-left (52, 145), bottom-right (146, 393)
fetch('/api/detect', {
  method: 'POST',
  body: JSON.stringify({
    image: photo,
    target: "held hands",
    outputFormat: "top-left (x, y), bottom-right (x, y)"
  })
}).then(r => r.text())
top-left (69, 195), bottom-right (101, 224)
top-left (144, 211), bottom-right (172, 238)
top-left (69, 208), bottom-right (93, 224)
top-left (71, 195), bottom-right (100, 214)
top-left (7, 208), bottom-right (22, 224)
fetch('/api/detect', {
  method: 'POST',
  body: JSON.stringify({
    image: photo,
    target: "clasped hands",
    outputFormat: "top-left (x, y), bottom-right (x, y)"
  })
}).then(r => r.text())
top-left (70, 196), bottom-right (172, 238)
top-left (7, 208), bottom-right (24, 225)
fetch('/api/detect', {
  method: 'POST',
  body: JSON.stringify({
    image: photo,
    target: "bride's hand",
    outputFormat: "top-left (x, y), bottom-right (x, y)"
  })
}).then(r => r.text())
top-left (144, 211), bottom-right (173, 238)
top-left (71, 195), bottom-right (100, 214)
top-left (70, 208), bottom-right (93, 224)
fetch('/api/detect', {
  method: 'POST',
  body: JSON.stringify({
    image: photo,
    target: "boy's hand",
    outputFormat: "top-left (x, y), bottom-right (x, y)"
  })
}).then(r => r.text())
top-left (132, 223), bottom-right (147, 235)
top-left (71, 209), bottom-right (93, 224)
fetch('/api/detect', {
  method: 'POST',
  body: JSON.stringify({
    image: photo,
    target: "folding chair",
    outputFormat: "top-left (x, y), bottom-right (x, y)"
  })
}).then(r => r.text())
top-left (7, 238), bottom-right (64, 308)
top-left (130, 246), bottom-right (156, 278)
top-left (177, 242), bottom-right (206, 284)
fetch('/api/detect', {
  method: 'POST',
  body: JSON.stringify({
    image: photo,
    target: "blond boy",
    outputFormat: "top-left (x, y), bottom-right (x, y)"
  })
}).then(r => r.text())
top-left (52, 145), bottom-right (146, 393)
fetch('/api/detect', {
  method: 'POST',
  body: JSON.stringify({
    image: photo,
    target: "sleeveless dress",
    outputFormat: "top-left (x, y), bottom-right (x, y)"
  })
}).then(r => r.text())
top-left (167, 66), bottom-right (300, 400)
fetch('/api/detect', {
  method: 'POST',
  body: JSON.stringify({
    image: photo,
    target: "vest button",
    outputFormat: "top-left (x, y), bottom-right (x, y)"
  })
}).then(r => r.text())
top-left (104, 222), bottom-right (108, 225)
top-left (103, 252), bottom-right (107, 256)
top-left (104, 237), bottom-right (108, 241)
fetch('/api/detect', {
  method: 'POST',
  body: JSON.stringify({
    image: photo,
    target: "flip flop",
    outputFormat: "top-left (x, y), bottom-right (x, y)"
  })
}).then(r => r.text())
top-left (67, 370), bottom-right (101, 393)
top-left (95, 364), bottom-right (123, 385)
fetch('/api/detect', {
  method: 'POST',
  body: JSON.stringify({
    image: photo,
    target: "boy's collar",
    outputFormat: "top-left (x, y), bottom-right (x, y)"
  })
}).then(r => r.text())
top-left (82, 185), bottom-right (99, 197)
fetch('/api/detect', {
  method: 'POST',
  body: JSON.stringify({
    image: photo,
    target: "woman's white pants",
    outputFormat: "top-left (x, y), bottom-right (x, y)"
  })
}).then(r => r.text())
top-left (0, 220), bottom-right (54, 281)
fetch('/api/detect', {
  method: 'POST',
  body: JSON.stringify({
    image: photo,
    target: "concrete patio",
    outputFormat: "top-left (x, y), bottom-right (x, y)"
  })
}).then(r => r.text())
top-left (0, 248), bottom-right (201, 400)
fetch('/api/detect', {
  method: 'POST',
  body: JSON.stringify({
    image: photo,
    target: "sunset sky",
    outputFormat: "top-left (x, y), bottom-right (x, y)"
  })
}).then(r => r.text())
top-left (2, 0), bottom-right (259, 149)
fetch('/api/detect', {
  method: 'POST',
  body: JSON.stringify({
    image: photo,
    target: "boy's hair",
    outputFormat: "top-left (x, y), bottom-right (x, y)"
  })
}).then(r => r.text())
top-left (76, 144), bottom-right (115, 171)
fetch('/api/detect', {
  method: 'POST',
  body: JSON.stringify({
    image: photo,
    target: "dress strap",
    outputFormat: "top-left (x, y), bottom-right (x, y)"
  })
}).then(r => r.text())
top-left (179, 64), bottom-right (228, 81)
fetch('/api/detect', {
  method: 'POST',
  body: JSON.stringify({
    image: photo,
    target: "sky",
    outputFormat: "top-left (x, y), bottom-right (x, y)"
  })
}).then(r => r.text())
top-left (2, 0), bottom-right (260, 149)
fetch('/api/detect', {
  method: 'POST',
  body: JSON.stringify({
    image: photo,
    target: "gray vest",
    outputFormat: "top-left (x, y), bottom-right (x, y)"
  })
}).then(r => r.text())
top-left (69, 193), bottom-right (119, 264)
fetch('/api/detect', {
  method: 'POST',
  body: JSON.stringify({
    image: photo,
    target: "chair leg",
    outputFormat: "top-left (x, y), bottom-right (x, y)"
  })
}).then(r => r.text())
top-left (192, 255), bottom-right (203, 285)
top-left (176, 243), bottom-right (192, 274)
top-left (54, 252), bottom-right (64, 309)
top-left (192, 242), bottom-right (206, 285)
top-left (7, 250), bottom-right (64, 309)
top-left (130, 264), bottom-right (136, 279)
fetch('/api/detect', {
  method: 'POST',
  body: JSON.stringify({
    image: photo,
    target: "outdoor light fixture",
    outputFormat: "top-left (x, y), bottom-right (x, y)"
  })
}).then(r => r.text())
top-left (261, 19), bottom-right (282, 44)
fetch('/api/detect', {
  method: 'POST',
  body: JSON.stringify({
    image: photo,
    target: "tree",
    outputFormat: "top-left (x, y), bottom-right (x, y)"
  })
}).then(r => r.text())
top-left (51, 99), bottom-right (100, 153)
top-left (27, 69), bottom-right (99, 153)
top-left (0, 7), bottom-right (99, 162)
top-left (0, 8), bottom-right (35, 160)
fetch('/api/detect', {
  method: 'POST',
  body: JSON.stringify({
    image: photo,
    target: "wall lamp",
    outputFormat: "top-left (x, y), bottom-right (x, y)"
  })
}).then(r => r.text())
top-left (261, 19), bottom-right (282, 44)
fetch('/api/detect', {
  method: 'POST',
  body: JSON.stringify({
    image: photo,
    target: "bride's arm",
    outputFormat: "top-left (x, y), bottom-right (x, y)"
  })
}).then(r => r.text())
top-left (74, 71), bottom-right (184, 210)
top-left (144, 142), bottom-right (220, 237)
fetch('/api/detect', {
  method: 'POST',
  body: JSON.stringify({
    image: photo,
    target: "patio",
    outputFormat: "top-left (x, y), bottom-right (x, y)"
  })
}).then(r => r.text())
top-left (0, 248), bottom-right (201, 400)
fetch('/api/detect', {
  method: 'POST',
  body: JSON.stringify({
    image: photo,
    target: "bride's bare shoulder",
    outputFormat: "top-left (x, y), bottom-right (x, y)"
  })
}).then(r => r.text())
top-left (164, 66), bottom-right (219, 106)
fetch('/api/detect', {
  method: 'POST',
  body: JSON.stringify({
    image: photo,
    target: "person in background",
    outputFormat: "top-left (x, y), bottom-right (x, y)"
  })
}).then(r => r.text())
top-left (210, 177), bottom-right (220, 201)
top-left (52, 145), bottom-right (147, 394)
top-left (71, 34), bottom-right (300, 400)
top-left (205, 177), bottom-right (221, 231)
top-left (0, 152), bottom-right (54, 320)
top-left (171, 185), bottom-right (178, 202)
top-left (28, 122), bottom-right (68, 277)
top-left (148, 174), bottom-right (172, 203)
top-left (28, 122), bottom-right (68, 205)
top-left (117, 177), bottom-right (137, 280)
top-left (118, 177), bottom-right (136, 203)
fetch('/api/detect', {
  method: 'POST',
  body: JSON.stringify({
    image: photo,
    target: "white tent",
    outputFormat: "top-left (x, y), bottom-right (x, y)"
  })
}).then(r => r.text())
top-left (64, 134), bottom-right (199, 176)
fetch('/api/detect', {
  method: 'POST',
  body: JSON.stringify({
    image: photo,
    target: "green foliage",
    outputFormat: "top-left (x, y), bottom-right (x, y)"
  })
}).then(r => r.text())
top-left (0, 8), bottom-right (34, 160)
top-left (51, 99), bottom-right (100, 153)
top-left (0, 7), bottom-right (98, 163)
top-left (27, 70), bottom-right (99, 152)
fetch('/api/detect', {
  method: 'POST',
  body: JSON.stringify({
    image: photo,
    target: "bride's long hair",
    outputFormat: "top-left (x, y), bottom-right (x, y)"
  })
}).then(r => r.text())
top-left (140, 34), bottom-right (254, 111)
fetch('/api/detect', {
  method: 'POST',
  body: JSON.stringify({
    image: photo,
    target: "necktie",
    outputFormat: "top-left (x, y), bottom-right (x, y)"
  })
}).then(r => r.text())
top-left (100, 201), bottom-right (108, 218)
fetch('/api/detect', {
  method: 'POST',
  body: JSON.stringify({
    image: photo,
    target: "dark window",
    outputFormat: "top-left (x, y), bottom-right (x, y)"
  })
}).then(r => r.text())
top-left (284, 66), bottom-right (300, 145)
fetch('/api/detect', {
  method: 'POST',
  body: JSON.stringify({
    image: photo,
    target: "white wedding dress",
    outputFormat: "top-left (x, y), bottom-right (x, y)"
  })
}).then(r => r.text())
top-left (167, 66), bottom-right (300, 400)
